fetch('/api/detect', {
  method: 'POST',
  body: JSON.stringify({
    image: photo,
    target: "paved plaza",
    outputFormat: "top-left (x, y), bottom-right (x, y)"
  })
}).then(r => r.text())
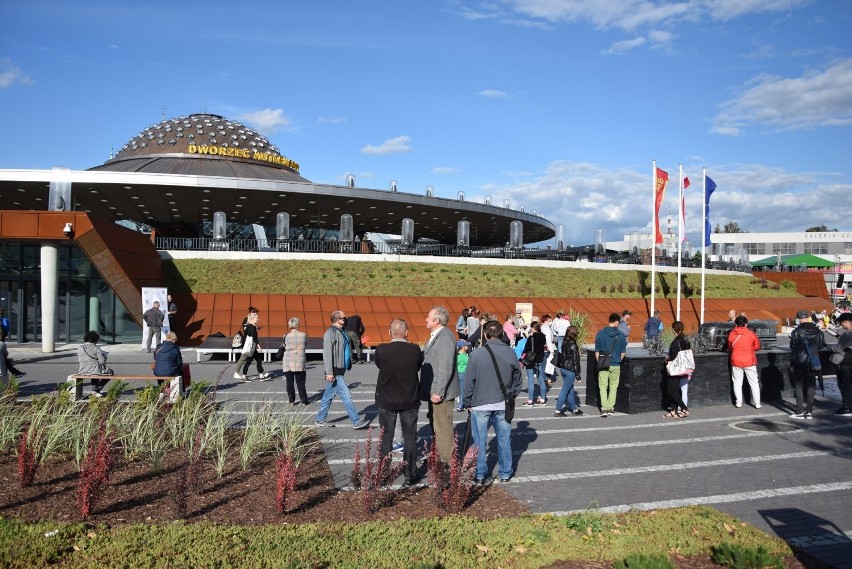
top-left (6, 341), bottom-right (852, 568)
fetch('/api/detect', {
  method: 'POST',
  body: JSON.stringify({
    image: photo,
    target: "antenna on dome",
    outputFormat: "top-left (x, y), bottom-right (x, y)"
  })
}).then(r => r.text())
top-left (161, 106), bottom-right (166, 121)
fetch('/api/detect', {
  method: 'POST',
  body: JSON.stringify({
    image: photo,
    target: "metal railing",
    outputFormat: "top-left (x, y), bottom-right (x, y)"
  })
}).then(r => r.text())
top-left (154, 237), bottom-right (752, 272)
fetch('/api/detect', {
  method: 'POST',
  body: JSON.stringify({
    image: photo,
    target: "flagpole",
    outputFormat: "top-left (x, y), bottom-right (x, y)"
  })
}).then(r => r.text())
top-left (700, 167), bottom-right (707, 324)
top-left (676, 164), bottom-right (683, 320)
top-left (651, 160), bottom-right (657, 315)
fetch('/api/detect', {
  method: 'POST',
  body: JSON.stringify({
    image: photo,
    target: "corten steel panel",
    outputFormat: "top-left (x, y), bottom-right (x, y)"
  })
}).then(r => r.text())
top-left (1, 213), bottom-right (40, 237)
top-left (318, 296), bottom-right (340, 316)
top-left (250, 295), bottom-right (269, 311)
top-left (268, 297), bottom-right (286, 312)
top-left (399, 298), bottom-right (420, 313)
top-left (333, 296), bottom-right (358, 313)
top-left (384, 297), bottom-right (405, 313)
top-left (231, 295), bottom-right (251, 313)
top-left (414, 297), bottom-right (435, 314)
top-left (367, 297), bottom-right (390, 313)
top-left (302, 296), bottom-right (322, 312)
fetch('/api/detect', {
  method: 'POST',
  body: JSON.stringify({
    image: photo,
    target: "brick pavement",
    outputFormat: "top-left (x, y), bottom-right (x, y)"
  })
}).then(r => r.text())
top-left (7, 342), bottom-right (852, 569)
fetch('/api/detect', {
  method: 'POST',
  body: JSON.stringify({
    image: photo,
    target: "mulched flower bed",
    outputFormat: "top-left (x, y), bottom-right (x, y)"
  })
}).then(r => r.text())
top-left (0, 445), bottom-right (525, 525)
top-left (0, 446), bottom-right (831, 568)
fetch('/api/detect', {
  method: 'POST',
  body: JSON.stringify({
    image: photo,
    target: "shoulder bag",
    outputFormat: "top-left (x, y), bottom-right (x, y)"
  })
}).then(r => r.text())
top-left (802, 339), bottom-right (822, 372)
top-left (485, 345), bottom-right (516, 424)
top-left (550, 349), bottom-right (567, 369)
top-left (666, 338), bottom-right (695, 376)
top-left (597, 334), bottom-right (616, 371)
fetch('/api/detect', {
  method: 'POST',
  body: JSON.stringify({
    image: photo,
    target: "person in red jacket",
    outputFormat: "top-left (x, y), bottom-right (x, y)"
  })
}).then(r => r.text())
top-left (728, 316), bottom-right (761, 408)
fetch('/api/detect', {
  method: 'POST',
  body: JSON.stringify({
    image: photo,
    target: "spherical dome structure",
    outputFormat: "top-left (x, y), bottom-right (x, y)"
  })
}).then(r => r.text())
top-left (91, 113), bottom-right (309, 183)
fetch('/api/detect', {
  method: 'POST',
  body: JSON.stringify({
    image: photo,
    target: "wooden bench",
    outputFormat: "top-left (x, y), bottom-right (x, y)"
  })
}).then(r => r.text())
top-left (67, 374), bottom-right (186, 402)
top-left (195, 336), bottom-right (375, 363)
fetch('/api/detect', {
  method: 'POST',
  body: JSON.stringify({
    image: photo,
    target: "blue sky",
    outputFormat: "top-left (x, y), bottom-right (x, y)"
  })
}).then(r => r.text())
top-left (1, 0), bottom-right (851, 247)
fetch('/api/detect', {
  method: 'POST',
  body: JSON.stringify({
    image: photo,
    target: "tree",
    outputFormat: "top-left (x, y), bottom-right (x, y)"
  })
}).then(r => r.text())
top-left (715, 221), bottom-right (745, 233)
top-left (805, 224), bottom-right (837, 232)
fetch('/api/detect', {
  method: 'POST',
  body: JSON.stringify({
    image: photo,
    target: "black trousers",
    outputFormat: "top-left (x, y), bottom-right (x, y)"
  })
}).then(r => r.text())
top-left (792, 367), bottom-right (816, 413)
top-left (666, 374), bottom-right (688, 411)
top-left (284, 370), bottom-right (309, 404)
top-left (378, 407), bottom-right (419, 483)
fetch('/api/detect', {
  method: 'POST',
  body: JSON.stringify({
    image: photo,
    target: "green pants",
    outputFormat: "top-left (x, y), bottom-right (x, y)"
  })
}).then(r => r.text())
top-left (597, 365), bottom-right (621, 411)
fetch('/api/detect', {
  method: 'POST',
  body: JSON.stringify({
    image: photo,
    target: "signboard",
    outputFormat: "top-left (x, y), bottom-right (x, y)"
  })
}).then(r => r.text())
top-left (141, 287), bottom-right (169, 347)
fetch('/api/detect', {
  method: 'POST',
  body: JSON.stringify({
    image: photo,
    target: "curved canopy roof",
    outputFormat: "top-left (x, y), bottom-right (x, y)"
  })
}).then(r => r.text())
top-left (0, 113), bottom-right (556, 245)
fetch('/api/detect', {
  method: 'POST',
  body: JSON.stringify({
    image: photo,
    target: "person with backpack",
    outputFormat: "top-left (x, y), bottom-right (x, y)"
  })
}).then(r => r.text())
top-left (789, 310), bottom-right (827, 419)
top-left (830, 312), bottom-right (852, 416)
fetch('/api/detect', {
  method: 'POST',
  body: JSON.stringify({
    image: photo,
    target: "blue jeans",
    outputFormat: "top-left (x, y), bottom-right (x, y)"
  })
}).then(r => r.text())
top-left (471, 409), bottom-right (513, 480)
top-left (315, 374), bottom-right (361, 425)
top-left (456, 371), bottom-right (466, 410)
top-left (556, 369), bottom-right (578, 412)
top-left (526, 366), bottom-right (547, 401)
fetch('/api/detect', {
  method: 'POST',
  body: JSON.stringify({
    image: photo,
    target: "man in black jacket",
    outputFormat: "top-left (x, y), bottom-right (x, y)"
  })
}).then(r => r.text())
top-left (789, 310), bottom-right (827, 419)
top-left (831, 312), bottom-right (852, 416)
top-left (375, 319), bottom-right (423, 485)
top-left (344, 314), bottom-right (366, 363)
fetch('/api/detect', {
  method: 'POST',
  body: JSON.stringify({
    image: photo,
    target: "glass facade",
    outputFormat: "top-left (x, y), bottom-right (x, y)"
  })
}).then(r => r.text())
top-left (0, 243), bottom-right (140, 345)
top-left (744, 242), bottom-right (766, 255)
top-left (772, 242), bottom-right (796, 254)
top-left (804, 242), bottom-right (828, 254)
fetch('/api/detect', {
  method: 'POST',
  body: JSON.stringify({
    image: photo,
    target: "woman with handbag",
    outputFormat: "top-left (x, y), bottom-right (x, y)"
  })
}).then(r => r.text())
top-left (282, 317), bottom-right (309, 405)
top-left (77, 330), bottom-right (110, 398)
top-left (234, 312), bottom-right (269, 381)
top-left (521, 321), bottom-right (548, 406)
top-left (664, 321), bottom-right (691, 418)
top-left (553, 326), bottom-right (583, 416)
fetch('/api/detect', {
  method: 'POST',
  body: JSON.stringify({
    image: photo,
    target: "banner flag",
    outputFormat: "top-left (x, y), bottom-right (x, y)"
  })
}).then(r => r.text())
top-left (704, 175), bottom-right (716, 247)
top-left (654, 167), bottom-right (669, 244)
top-left (680, 175), bottom-right (690, 243)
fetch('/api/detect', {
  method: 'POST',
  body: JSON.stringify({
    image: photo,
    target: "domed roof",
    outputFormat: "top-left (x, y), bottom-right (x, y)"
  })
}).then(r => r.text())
top-left (90, 113), bottom-right (309, 183)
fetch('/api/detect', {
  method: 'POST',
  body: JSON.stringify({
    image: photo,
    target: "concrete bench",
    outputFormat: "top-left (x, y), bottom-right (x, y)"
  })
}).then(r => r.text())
top-left (195, 336), bottom-right (375, 363)
top-left (67, 374), bottom-right (186, 403)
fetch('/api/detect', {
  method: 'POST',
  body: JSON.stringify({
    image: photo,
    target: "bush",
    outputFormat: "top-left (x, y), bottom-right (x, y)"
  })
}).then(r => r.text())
top-left (712, 542), bottom-right (784, 569)
top-left (780, 280), bottom-right (796, 290)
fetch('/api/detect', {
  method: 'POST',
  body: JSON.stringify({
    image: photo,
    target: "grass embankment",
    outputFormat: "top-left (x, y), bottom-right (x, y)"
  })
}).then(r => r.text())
top-left (0, 507), bottom-right (794, 568)
top-left (165, 259), bottom-right (799, 298)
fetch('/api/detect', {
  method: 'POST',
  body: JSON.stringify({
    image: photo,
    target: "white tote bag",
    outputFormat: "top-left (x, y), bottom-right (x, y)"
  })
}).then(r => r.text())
top-left (666, 348), bottom-right (695, 376)
top-left (241, 335), bottom-right (255, 355)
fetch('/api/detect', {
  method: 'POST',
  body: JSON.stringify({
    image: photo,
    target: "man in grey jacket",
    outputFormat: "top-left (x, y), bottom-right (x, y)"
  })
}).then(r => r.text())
top-left (462, 319), bottom-right (522, 483)
top-left (143, 301), bottom-right (165, 353)
top-left (315, 310), bottom-right (369, 429)
top-left (421, 305), bottom-right (459, 463)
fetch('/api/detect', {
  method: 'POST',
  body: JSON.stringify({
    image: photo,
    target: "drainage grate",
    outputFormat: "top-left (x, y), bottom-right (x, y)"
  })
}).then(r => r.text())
top-left (732, 420), bottom-right (800, 433)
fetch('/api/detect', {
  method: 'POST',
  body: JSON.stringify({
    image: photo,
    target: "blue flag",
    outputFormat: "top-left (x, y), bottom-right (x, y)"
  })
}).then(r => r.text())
top-left (704, 176), bottom-right (716, 247)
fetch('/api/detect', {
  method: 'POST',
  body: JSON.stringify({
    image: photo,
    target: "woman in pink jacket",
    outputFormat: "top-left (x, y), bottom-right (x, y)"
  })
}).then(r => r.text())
top-left (728, 316), bottom-right (762, 409)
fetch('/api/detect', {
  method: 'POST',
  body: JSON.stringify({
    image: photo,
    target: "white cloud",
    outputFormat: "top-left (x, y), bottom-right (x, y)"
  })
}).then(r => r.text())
top-left (361, 135), bottom-right (412, 155)
top-left (712, 58), bottom-right (852, 135)
top-left (603, 37), bottom-right (645, 55)
top-left (237, 108), bottom-right (291, 133)
top-left (432, 166), bottom-right (459, 174)
top-left (479, 89), bottom-right (510, 98)
top-left (0, 58), bottom-right (34, 89)
top-left (459, 1), bottom-right (807, 45)
top-left (464, 160), bottom-right (852, 246)
top-left (318, 115), bottom-right (347, 124)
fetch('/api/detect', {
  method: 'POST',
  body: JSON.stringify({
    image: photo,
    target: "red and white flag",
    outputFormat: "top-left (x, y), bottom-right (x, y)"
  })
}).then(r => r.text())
top-left (679, 175), bottom-right (690, 242)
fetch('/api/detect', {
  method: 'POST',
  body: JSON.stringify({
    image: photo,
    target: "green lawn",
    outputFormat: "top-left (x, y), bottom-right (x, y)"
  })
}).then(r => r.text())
top-left (0, 506), bottom-right (795, 568)
top-left (164, 259), bottom-right (798, 299)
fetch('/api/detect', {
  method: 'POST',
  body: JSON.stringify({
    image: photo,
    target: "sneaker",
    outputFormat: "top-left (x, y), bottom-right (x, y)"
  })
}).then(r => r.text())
top-left (314, 420), bottom-right (334, 427)
top-left (288, 401), bottom-right (299, 406)
top-left (473, 478), bottom-right (486, 485)
top-left (353, 419), bottom-right (370, 430)
top-left (523, 400), bottom-right (534, 407)
top-left (833, 408), bottom-right (852, 416)
top-left (789, 412), bottom-right (806, 419)
top-left (754, 404), bottom-right (761, 409)
top-left (553, 410), bottom-right (567, 417)
top-left (233, 372), bottom-right (247, 381)
top-left (391, 443), bottom-right (404, 453)
top-left (572, 409), bottom-right (584, 416)
top-left (535, 399), bottom-right (547, 406)
top-left (735, 403), bottom-right (742, 408)
top-left (498, 477), bottom-right (511, 483)
top-left (804, 412), bottom-right (813, 419)
top-left (91, 391), bottom-right (103, 398)
top-left (257, 372), bottom-right (271, 381)
top-left (600, 411), bottom-right (608, 417)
